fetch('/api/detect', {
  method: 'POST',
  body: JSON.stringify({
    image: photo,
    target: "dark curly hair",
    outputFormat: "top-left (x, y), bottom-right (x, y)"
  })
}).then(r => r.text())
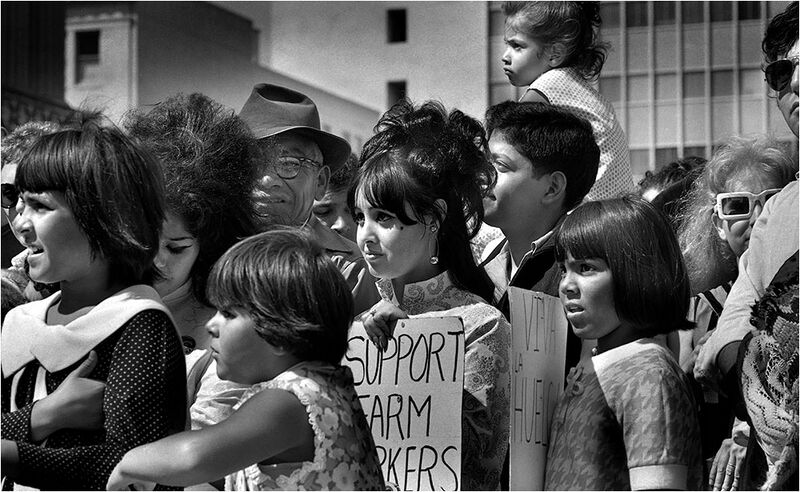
top-left (124, 93), bottom-right (261, 305)
top-left (348, 99), bottom-right (496, 303)
top-left (329, 153), bottom-right (359, 194)
top-left (762, 1), bottom-right (798, 65)
top-left (502, 1), bottom-right (609, 80)
top-left (207, 228), bottom-right (354, 364)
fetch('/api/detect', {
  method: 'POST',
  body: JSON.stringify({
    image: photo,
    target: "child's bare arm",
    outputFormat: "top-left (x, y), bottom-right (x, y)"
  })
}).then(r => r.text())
top-left (519, 88), bottom-right (550, 104)
top-left (107, 387), bottom-right (313, 490)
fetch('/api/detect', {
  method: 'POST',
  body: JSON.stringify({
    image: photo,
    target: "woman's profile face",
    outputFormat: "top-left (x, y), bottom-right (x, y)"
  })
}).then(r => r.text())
top-left (354, 187), bottom-right (435, 284)
top-left (153, 212), bottom-right (200, 298)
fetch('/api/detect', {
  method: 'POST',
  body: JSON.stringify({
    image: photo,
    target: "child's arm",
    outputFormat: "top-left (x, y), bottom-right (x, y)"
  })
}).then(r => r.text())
top-left (107, 387), bottom-right (314, 490)
top-left (519, 88), bottom-right (550, 104)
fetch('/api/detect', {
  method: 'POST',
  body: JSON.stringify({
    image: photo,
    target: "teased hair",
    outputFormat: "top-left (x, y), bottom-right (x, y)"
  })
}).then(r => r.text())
top-left (207, 228), bottom-right (353, 364)
top-left (502, 1), bottom-right (609, 80)
top-left (762, 1), bottom-right (798, 64)
top-left (348, 99), bottom-right (496, 302)
top-left (555, 197), bottom-right (693, 335)
top-left (2, 121), bottom-right (64, 169)
top-left (485, 101), bottom-right (599, 209)
top-left (638, 156), bottom-right (707, 199)
top-left (124, 93), bottom-right (261, 304)
top-left (15, 112), bottom-right (165, 285)
top-left (678, 134), bottom-right (796, 294)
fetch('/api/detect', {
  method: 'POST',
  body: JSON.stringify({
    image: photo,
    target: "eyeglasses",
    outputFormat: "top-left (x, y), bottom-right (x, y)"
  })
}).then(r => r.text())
top-left (764, 55), bottom-right (799, 92)
top-left (270, 156), bottom-right (322, 180)
top-left (1, 183), bottom-right (19, 210)
top-left (714, 188), bottom-right (782, 220)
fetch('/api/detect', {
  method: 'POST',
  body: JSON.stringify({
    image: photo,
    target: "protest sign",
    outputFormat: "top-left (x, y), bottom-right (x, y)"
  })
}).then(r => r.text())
top-left (507, 287), bottom-right (568, 490)
top-left (344, 317), bottom-right (465, 491)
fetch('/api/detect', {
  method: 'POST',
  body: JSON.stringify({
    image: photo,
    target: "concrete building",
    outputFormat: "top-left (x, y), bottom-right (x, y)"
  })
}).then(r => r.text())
top-left (222, 1), bottom-right (795, 181)
top-left (488, 1), bottom-right (797, 178)
top-left (64, 1), bottom-right (379, 150)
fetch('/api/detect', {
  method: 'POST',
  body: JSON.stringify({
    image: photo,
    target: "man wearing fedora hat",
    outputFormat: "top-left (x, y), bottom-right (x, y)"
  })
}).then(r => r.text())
top-left (239, 83), bottom-right (379, 313)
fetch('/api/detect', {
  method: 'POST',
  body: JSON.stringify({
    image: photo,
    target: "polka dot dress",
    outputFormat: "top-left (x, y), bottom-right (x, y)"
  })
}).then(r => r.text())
top-left (528, 67), bottom-right (635, 201)
top-left (1, 310), bottom-right (186, 490)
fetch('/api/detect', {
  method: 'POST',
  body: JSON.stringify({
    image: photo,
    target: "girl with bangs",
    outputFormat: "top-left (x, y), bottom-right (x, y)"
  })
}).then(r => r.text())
top-left (351, 100), bottom-right (510, 490)
top-left (544, 197), bottom-right (702, 490)
top-left (107, 229), bottom-right (385, 491)
top-left (0, 117), bottom-right (186, 490)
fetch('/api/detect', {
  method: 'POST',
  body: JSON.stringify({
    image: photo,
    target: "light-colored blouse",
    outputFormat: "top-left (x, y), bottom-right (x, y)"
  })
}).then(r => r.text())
top-left (376, 272), bottom-right (511, 490)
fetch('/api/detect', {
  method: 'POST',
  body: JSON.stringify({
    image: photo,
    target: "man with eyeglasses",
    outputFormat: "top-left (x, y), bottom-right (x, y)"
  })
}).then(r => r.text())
top-left (695, 3), bottom-right (798, 490)
top-left (239, 83), bottom-right (379, 314)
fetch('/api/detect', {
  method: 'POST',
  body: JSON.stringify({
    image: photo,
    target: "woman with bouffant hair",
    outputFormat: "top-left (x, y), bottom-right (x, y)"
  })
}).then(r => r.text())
top-left (124, 93), bottom-right (263, 430)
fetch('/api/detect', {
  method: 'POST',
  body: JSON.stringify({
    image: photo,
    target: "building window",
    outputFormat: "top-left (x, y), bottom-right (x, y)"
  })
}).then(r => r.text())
top-left (681, 2), bottom-right (704, 23)
top-left (387, 80), bottom-right (407, 108)
top-left (387, 9), bottom-right (407, 43)
top-left (711, 70), bottom-right (734, 96)
top-left (654, 2), bottom-right (675, 25)
top-left (683, 146), bottom-right (707, 159)
top-left (630, 149), bottom-right (651, 176)
top-left (683, 72), bottom-right (705, 98)
top-left (600, 76), bottom-right (621, 104)
top-left (656, 74), bottom-right (678, 100)
top-left (655, 147), bottom-right (679, 167)
top-left (625, 1), bottom-right (648, 27)
top-left (710, 2), bottom-right (733, 22)
top-left (600, 2), bottom-right (620, 29)
top-left (737, 1), bottom-right (761, 20)
top-left (490, 9), bottom-right (505, 36)
top-left (75, 30), bottom-right (100, 84)
top-left (628, 74), bottom-right (649, 102)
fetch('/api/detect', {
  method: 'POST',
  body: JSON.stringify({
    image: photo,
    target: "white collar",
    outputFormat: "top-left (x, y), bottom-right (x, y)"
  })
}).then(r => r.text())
top-left (2, 285), bottom-right (171, 375)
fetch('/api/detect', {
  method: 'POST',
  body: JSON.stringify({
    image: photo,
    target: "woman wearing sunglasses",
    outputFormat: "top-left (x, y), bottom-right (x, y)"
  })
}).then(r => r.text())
top-left (677, 133), bottom-right (796, 490)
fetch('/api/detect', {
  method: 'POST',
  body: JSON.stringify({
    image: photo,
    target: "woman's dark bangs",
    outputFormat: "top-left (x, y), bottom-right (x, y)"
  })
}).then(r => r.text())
top-left (360, 156), bottom-right (418, 225)
top-left (555, 205), bottom-right (607, 262)
top-left (15, 133), bottom-right (72, 193)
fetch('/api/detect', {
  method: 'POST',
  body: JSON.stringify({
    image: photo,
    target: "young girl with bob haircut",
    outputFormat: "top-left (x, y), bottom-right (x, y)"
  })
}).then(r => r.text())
top-left (501, 1), bottom-right (633, 200)
top-left (352, 100), bottom-right (510, 490)
top-left (1, 116), bottom-right (186, 490)
top-left (107, 228), bottom-right (385, 491)
top-left (544, 197), bottom-right (702, 491)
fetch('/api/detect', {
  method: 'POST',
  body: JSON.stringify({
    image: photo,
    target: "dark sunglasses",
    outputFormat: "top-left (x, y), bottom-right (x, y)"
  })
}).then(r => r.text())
top-left (764, 55), bottom-right (799, 92)
top-left (714, 188), bottom-right (781, 221)
top-left (1, 183), bottom-right (19, 210)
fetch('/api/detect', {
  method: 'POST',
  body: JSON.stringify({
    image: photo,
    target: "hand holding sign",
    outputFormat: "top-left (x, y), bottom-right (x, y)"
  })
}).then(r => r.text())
top-left (363, 300), bottom-right (409, 352)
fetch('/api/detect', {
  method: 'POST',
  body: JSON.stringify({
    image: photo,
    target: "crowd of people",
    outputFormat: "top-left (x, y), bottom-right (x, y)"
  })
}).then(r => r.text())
top-left (0, 1), bottom-right (797, 490)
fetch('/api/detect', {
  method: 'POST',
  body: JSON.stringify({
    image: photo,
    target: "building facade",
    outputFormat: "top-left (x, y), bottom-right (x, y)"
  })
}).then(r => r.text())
top-left (489, 0), bottom-right (797, 180)
top-left (64, 1), bottom-right (379, 149)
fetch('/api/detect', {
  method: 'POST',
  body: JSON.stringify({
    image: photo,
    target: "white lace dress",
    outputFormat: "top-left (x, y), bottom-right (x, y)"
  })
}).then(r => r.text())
top-left (225, 361), bottom-right (385, 490)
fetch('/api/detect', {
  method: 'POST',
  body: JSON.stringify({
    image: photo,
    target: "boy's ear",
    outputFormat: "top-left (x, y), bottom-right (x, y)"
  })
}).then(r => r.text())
top-left (547, 43), bottom-right (567, 67)
top-left (711, 213), bottom-right (727, 242)
top-left (542, 171), bottom-right (567, 206)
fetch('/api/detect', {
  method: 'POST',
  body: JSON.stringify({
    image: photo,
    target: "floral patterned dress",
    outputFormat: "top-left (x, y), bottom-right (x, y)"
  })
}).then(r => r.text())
top-left (375, 272), bottom-right (511, 490)
top-left (225, 360), bottom-right (385, 491)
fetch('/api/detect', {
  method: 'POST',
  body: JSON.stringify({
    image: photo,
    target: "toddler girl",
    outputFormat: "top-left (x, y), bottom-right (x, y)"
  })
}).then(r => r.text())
top-left (1, 116), bottom-right (186, 490)
top-left (544, 197), bottom-right (702, 490)
top-left (107, 229), bottom-right (385, 491)
top-left (501, 1), bottom-right (633, 200)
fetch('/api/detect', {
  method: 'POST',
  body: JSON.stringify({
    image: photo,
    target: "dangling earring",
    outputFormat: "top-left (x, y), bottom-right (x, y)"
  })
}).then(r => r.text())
top-left (429, 224), bottom-right (439, 265)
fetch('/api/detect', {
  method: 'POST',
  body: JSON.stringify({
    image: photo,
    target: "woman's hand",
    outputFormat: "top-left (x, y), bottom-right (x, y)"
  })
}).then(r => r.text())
top-left (708, 438), bottom-right (747, 490)
top-left (106, 459), bottom-right (155, 491)
top-left (30, 351), bottom-right (105, 441)
top-left (362, 300), bottom-right (408, 351)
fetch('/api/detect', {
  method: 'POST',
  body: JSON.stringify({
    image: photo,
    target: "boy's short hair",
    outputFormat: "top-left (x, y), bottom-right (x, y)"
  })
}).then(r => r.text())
top-left (554, 197), bottom-right (693, 336)
top-left (486, 101), bottom-right (599, 210)
top-left (15, 113), bottom-right (165, 285)
top-left (328, 153), bottom-right (359, 194)
top-left (207, 228), bottom-right (354, 364)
